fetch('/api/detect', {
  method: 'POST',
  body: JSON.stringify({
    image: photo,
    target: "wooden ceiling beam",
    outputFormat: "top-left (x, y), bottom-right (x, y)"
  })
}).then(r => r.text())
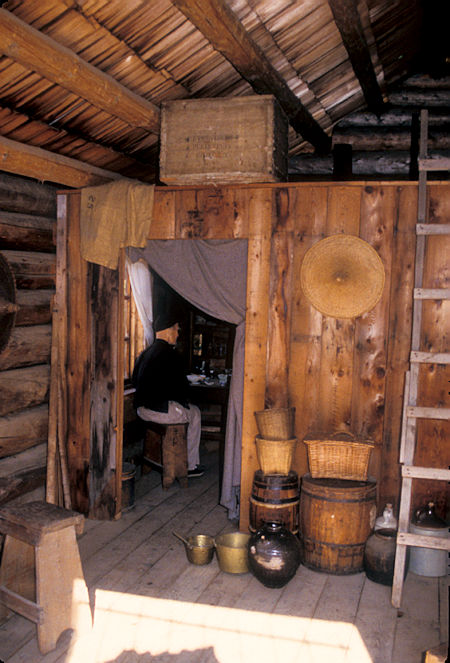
top-left (170, 0), bottom-right (331, 154)
top-left (0, 103), bottom-right (156, 180)
top-left (327, 0), bottom-right (385, 114)
top-left (0, 8), bottom-right (160, 134)
top-left (0, 135), bottom-right (125, 187)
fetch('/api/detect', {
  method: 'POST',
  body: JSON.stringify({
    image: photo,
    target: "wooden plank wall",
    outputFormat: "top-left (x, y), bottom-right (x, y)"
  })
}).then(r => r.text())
top-left (0, 172), bottom-right (57, 506)
top-left (63, 193), bottom-right (120, 518)
top-left (60, 181), bottom-right (449, 528)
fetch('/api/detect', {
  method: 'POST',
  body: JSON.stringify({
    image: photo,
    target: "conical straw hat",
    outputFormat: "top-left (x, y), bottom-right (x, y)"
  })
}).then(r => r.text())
top-left (300, 234), bottom-right (385, 319)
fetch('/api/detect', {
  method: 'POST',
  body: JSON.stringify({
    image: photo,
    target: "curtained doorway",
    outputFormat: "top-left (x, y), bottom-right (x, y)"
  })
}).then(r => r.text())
top-left (127, 239), bottom-right (248, 520)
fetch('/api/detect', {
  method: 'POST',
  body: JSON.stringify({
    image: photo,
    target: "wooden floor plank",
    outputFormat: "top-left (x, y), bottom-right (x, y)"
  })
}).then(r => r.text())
top-left (305, 572), bottom-right (366, 663)
top-left (1, 448), bottom-right (446, 663)
top-left (345, 578), bottom-right (397, 663)
top-left (392, 573), bottom-right (441, 663)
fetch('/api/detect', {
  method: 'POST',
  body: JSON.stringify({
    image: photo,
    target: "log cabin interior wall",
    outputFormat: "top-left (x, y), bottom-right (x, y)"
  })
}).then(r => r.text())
top-left (59, 181), bottom-right (449, 530)
top-left (0, 172), bottom-right (57, 506)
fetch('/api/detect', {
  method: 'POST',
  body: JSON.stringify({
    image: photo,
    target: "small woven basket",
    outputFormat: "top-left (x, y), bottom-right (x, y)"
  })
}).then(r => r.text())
top-left (254, 407), bottom-right (296, 440)
top-left (302, 433), bottom-right (374, 481)
top-left (255, 435), bottom-right (297, 475)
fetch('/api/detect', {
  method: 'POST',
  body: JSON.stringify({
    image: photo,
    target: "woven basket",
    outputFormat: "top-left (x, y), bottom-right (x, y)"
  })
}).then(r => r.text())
top-left (302, 433), bottom-right (374, 481)
top-left (254, 407), bottom-right (296, 440)
top-left (255, 435), bottom-right (297, 475)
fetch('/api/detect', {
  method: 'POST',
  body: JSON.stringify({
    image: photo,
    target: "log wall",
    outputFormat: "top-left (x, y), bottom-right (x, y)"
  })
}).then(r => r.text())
top-left (59, 181), bottom-right (449, 529)
top-left (0, 172), bottom-right (58, 506)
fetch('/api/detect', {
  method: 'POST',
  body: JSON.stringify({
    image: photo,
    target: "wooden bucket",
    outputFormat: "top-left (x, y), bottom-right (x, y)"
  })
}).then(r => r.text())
top-left (249, 470), bottom-right (300, 534)
top-left (121, 462), bottom-right (136, 512)
top-left (299, 473), bottom-right (377, 574)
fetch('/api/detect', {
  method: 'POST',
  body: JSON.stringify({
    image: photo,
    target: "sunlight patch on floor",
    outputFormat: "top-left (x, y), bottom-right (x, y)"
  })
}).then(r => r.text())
top-left (67, 587), bottom-right (373, 663)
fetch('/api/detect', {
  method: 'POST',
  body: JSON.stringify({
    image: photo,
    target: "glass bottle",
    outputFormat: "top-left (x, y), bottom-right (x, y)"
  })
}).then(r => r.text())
top-left (374, 503), bottom-right (397, 530)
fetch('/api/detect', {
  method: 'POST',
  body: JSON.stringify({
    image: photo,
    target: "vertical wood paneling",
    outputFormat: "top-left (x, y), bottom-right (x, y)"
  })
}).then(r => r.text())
top-left (380, 186), bottom-right (416, 509)
top-left (66, 193), bottom-right (90, 514)
top-left (89, 263), bottom-right (119, 519)
top-left (172, 187), bottom-right (247, 239)
top-left (115, 251), bottom-right (125, 516)
top-left (317, 187), bottom-right (361, 431)
top-left (59, 183), bottom-right (449, 523)
top-left (150, 190), bottom-right (176, 239)
top-left (288, 187), bottom-right (327, 475)
top-left (175, 189), bottom-right (203, 238)
top-left (240, 188), bottom-right (273, 532)
top-left (353, 186), bottom-right (395, 485)
top-left (265, 188), bottom-right (294, 408)
top-left (229, 187), bottom-right (250, 238)
top-left (195, 188), bottom-right (240, 238)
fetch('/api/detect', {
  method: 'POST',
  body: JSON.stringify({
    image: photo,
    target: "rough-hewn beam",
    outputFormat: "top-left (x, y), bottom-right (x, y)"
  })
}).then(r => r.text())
top-left (0, 103), bottom-right (154, 179)
top-left (170, 0), bottom-right (331, 154)
top-left (0, 8), bottom-right (160, 133)
top-left (328, 0), bottom-right (384, 113)
top-left (0, 135), bottom-right (122, 187)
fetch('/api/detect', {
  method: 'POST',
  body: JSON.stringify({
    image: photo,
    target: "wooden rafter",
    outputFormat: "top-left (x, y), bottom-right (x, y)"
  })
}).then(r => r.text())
top-left (170, 0), bottom-right (331, 154)
top-left (328, 0), bottom-right (384, 113)
top-left (0, 8), bottom-right (160, 134)
top-left (0, 104), bottom-right (157, 178)
top-left (0, 135), bottom-right (123, 187)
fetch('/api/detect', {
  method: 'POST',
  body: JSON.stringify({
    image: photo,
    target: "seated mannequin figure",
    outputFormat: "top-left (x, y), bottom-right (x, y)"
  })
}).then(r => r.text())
top-left (132, 317), bottom-right (204, 478)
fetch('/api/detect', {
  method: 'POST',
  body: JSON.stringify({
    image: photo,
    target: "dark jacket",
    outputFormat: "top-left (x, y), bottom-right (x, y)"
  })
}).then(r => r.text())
top-left (132, 339), bottom-right (189, 413)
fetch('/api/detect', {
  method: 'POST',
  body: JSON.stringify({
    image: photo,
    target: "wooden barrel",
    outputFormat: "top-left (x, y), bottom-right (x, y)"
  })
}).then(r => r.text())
top-left (249, 470), bottom-right (299, 534)
top-left (299, 473), bottom-right (377, 574)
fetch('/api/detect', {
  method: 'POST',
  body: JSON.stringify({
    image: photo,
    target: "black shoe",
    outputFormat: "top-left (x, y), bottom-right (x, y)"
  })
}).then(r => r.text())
top-left (188, 464), bottom-right (205, 478)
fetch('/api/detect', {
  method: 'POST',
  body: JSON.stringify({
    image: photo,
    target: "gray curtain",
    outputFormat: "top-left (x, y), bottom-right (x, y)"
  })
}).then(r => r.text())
top-left (128, 239), bottom-right (248, 519)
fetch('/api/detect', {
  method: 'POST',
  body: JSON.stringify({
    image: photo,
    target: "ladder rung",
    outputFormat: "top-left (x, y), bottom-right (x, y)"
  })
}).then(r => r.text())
top-left (414, 288), bottom-right (450, 300)
top-left (406, 406), bottom-right (450, 420)
top-left (397, 532), bottom-right (450, 551)
top-left (401, 465), bottom-right (450, 481)
top-left (416, 223), bottom-right (450, 235)
top-left (410, 351), bottom-right (450, 364)
top-left (419, 157), bottom-right (450, 171)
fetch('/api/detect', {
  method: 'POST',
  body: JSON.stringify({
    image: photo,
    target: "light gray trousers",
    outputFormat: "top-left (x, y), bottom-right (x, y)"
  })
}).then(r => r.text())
top-left (137, 401), bottom-right (201, 470)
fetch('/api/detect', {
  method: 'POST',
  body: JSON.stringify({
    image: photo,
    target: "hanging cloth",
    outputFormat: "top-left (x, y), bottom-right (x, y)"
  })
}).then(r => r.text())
top-left (128, 239), bottom-right (248, 520)
top-left (126, 257), bottom-right (154, 347)
top-left (80, 180), bottom-right (155, 269)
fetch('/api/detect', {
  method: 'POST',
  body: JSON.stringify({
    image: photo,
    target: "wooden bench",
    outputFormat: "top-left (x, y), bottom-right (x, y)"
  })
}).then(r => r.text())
top-left (0, 501), bottom-right (92, 654)
top-left (143, 421), bottom-right (188, 489)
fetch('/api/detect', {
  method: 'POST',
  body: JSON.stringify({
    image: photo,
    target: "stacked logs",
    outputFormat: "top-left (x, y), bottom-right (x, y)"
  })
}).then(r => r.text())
top-left (0, 172), bottom-right (58, 507)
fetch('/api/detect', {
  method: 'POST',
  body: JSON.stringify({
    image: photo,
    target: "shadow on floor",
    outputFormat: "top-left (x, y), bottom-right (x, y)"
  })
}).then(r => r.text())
top-left (105, 647), bottom-right (219, 662)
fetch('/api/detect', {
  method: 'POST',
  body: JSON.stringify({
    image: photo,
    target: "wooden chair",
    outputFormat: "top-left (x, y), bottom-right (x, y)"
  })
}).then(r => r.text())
top-left (143, 421), bottom-right (188, 489)
top-left (0, 501), bottom-right (92, 654)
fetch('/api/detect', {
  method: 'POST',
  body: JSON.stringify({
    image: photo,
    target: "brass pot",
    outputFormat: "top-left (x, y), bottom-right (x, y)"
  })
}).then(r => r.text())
top-left (215, 532), bottom-right (251, 574)
top-left (184, 534), bottom-right (215, 565)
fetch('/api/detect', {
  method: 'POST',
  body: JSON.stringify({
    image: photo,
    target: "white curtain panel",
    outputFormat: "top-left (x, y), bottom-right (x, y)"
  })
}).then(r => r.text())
top-left (125, 256), bottom-right (155, 347)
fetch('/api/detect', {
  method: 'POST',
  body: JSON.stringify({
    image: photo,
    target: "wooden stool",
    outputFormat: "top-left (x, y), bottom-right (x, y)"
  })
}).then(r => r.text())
top-left (0, 501), bottom-right (92, 654)
top-left (143, 422), bottom-right (188, 489)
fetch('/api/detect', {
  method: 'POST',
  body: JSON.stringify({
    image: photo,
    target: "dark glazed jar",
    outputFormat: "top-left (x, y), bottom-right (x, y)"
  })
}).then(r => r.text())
top-left (248, 521), bottom-right (301, 588)
top-left (363, 528), bottom-right (408, 586)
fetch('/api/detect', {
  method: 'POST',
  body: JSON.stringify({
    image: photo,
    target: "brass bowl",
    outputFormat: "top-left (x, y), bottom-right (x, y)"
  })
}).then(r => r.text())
top-left (215, 532), bottom-right (251, 574)
top-left (185, 534), bottom-right (215, 565)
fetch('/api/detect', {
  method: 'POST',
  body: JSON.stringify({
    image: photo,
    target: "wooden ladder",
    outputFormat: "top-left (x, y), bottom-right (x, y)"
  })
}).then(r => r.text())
top-left (391, 109), bottom-right (450, 609)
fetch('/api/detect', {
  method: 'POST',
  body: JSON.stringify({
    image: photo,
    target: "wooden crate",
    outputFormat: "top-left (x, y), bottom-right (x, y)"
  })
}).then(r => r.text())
top-left (159, 95), bottom-right (288, 185)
